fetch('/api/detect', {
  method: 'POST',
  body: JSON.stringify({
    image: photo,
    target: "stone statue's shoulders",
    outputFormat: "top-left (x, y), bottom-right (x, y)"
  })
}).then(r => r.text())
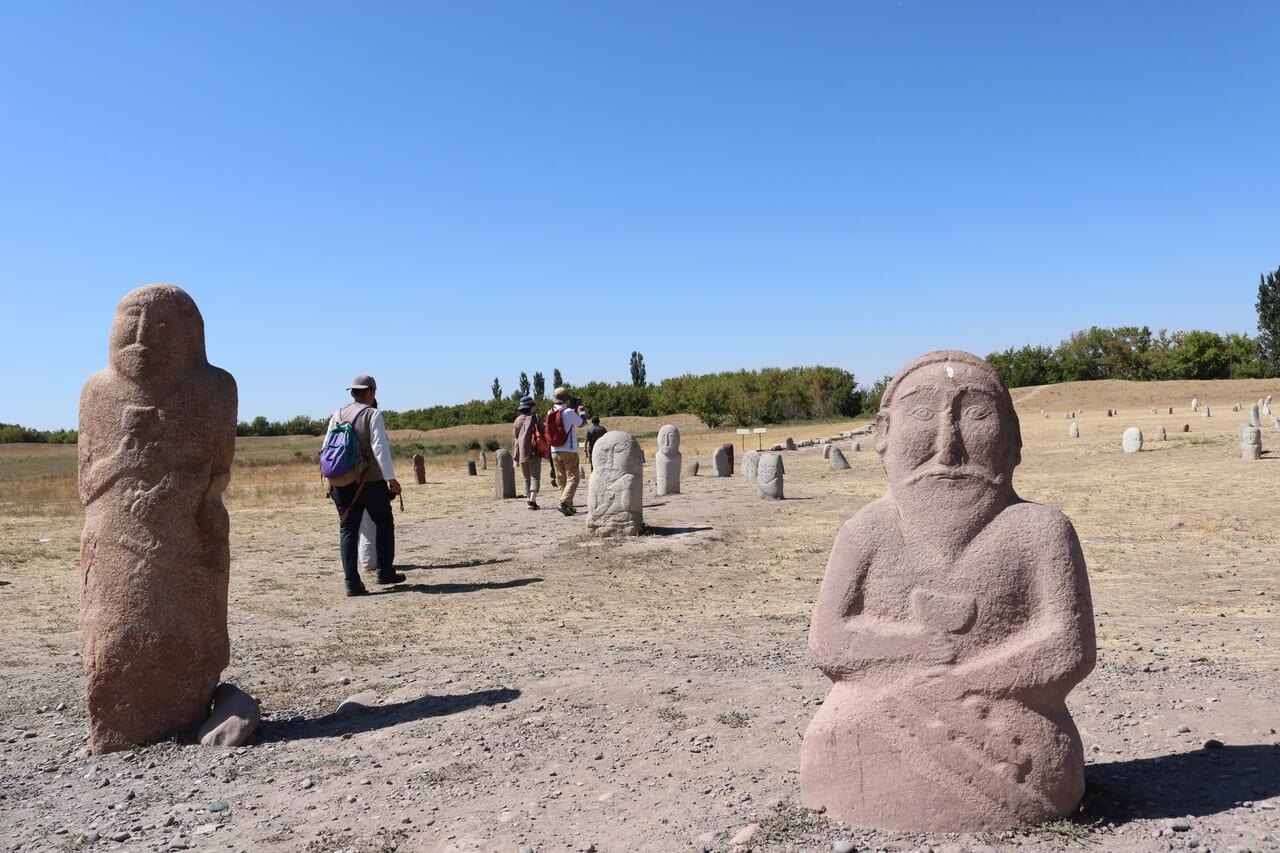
top-left (997, 498), bottom-right (1076, 537)
top-left (80, 367), bottom-right (117, 395)
top-left (842, 496), bottom-right (898, 539)
top-left (195, 362), bottom-right (237, 388)
top-left (1000, 498), bottom-right (1067, 521)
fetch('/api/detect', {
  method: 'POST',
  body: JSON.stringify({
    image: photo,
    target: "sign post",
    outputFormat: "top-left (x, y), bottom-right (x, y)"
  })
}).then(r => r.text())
top-left (735, 428), bottom-right (749, 454)
top-left (752, 427), bottom-right (767, 450)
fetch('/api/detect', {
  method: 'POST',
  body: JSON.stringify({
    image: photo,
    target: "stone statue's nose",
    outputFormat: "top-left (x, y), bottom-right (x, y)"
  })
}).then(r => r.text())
top-left (935, 415), bottom-right (965, 465)
top-left (134, 309), bottom-right (155, 343)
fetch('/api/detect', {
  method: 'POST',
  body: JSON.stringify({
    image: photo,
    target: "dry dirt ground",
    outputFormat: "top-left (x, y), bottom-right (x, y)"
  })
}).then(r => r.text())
top-left (1, 379), bottom-right (1278, 853)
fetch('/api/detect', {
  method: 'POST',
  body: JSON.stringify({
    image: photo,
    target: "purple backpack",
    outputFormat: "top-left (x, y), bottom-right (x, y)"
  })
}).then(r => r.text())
top-left (319, 405), bottom-right (369, 479)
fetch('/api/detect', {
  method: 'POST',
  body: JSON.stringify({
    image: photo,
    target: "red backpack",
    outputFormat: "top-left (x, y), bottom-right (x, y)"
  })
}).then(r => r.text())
top-left (545, 408), bottom-right (568, 446)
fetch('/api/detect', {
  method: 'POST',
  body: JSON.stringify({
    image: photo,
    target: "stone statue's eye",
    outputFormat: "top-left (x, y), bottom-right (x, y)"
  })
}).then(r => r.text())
top-left (909, 406), bottom-right (935, 422)
top-left (962, 404), bottom-right (994, 421)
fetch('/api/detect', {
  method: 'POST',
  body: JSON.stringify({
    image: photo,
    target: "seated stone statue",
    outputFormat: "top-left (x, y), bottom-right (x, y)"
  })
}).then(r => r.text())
top-left (801, 350), bottom-right (1095, 831)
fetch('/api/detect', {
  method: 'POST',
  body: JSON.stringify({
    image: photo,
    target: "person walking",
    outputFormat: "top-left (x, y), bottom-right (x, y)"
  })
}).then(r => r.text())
top-left (584, 416), bottom-right (607, 469)
top-left (512, 394), bottom-right (544, 510)
top-left (547, 387), bottom-right (586, 515)
top-left (323, 374), bottom-right (405, 596)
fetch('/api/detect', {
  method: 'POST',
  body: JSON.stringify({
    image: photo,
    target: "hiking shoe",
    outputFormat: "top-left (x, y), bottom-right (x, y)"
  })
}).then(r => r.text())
top-left (528, 500), bottom-right (539, 510)
top-left (559, 502), bottom-right (570, 515)
top-left (564, 504), bottom-right (578, 516)
top-left (376, 571), bottom-right (406, 584)
top-left (346, 586), bottom-right (370, 597)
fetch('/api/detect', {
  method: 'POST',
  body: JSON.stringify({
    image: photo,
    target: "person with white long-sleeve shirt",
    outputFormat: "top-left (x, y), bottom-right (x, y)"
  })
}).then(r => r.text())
top-left (322, 373), bottom-right (404, 596)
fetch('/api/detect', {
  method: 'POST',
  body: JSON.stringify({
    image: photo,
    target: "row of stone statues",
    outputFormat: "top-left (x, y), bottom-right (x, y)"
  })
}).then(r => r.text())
top-left (78, 285), bottom-right (1096, 833)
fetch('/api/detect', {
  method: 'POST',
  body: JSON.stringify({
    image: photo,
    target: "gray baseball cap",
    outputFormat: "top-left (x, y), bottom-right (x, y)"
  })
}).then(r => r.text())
top-left (347, 374), bottom-right (377, 391)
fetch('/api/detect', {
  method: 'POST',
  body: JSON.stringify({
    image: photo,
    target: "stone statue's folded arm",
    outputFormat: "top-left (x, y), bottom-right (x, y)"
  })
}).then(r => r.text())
top-left (950, 510), bottom-right (1095, 702)
top-left (77, 381), bottom-right (136, 505)
top-left (809, 511), bottom-right (955, 681)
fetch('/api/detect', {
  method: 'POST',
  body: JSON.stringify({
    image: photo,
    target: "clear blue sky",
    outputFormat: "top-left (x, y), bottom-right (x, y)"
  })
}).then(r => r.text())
top-left (3, 1), bottom-right (1277, 431)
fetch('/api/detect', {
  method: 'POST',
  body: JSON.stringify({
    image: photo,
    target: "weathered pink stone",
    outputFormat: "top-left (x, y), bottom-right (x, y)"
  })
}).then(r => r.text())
top-left (79, 284), bottom-right (237, 753)
top-left (802, 350), bottom-right (1095, 831)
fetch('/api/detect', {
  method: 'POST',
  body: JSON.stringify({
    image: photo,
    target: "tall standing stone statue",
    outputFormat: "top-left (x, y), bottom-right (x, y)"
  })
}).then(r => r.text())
top-left (756, 452), bottom-right (784, 499)
top-left (587, 431), bottom-right (644, 536)
top-left (1122, 427), bottom-right (1143, 453)
top-left (1068, 422), bottom-right (1079, 439)
top-left (1251, 403), bottom-right (1262, 428)
top-left (722, 442), bottom-right (735, 475)
top-left (802, 350), bottom-right (1095, 831)
top-left (494, 449), bottom-right (516, 498)
top-left (78, 284), bottom-right (238, 753)
top-left (742, 449), bottom-right (761, 481)
top-left (655, 424), bottom-right (682, 496)
top-left (412, 453), bottom-right (426, 485)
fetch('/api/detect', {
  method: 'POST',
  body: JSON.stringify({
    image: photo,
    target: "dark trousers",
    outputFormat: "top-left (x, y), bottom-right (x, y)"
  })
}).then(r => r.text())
top-left (331, 479), bottom-right (396, 589)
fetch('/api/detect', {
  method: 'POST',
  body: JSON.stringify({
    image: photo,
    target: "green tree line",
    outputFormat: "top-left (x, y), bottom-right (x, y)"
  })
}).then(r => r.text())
top-left (384, 365), bottom-right (862, 432)
top-left (0, 423), bottom-right (78, 444)
top-left (985, 326), bottom-right (1275, 388)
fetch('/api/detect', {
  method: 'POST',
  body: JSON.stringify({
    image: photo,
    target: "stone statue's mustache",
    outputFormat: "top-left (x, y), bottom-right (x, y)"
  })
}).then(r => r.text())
top-left (901, 465), bottom-right (1005, 490)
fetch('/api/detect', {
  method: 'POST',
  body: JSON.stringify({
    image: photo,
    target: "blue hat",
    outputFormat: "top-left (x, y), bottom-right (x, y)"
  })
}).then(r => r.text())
top-left (519, 394), bottom-right (535, 410)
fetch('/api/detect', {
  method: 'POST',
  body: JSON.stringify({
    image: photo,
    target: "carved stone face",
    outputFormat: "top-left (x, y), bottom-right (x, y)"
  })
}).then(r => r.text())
top-left (657, 425), bottom-right (680, 452)
top-left (877, 353), bottom-right (1019, 501)
top-left (108, 284), bottom-right (205, 382)
top-left (595, 432), bottom-right (643, 477)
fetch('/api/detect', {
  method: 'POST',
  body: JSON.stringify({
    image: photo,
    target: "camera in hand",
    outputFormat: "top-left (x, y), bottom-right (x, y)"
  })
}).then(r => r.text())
top-left (571, 397), bottom-right (583, 409)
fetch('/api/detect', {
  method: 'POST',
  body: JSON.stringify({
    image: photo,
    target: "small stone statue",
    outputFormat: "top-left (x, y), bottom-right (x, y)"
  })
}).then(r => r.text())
top-left (655, 425), bottom-right (682, 496)
top-left (586, 431), bottom-right (644, 536)
top-left (78, 284), bottom-right (238, 753)
top-left (802, 350), bottom-right (1095, 831)
top-left (756, 452), bottom-right (784, 499)
top-left (1240, 424), bottom-right (1262, 460)
top-left (712, 445), bottom-right (732, 477)
top-left (494, 449), bottom-right (516, 498)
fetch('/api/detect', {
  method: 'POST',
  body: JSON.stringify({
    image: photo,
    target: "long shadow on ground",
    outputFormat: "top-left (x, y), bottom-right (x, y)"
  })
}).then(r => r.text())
top-left (384, 577), bottom-right (543, 595)
top-left (257, 688), bottom-right (521, 742)
top-left (645, 526), bottom-right (713, 536)
top-left (1082, 744), bottom-right (1280, 823)
top-left (416, 558), bottom-right (513, 571)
